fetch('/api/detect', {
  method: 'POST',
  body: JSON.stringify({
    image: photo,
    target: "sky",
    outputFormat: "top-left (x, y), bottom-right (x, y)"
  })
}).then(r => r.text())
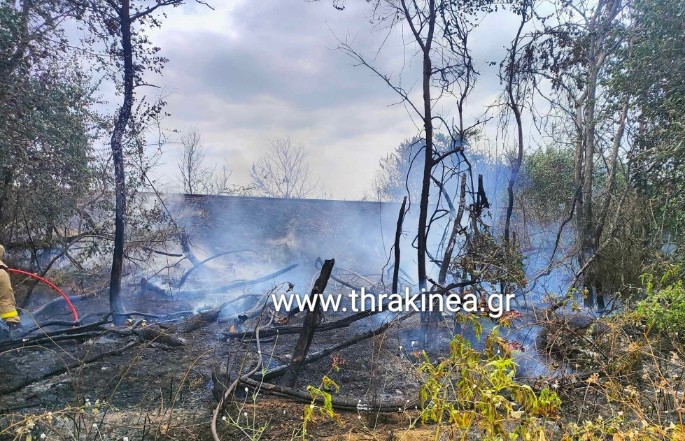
top-left (138, 0), bottom-right (524, 200)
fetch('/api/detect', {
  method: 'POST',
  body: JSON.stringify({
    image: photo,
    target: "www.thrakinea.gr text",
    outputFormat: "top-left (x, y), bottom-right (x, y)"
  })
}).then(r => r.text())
top-left (272, 288), bottom-right (515, 319)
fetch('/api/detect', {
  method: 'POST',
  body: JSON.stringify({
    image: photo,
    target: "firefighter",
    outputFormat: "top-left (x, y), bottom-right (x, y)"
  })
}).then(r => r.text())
top-left (0, 244), bottom-right (20, 329)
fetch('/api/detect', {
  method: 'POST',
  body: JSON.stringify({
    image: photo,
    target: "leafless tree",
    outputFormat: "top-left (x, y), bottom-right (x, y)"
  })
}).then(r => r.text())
top-left (178, 129), bottom-right (205, 195)
top-left (338, 0), bottom-right (499, 346)
top-left (250, 138), bottom-right (320, 199)
top-left (178, 128), bottom-right (234, 195)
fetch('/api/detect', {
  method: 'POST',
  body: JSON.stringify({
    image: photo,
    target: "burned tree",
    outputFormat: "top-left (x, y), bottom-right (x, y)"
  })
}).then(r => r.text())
top-left (282, 258), bottom-right (335, 387)
top-left (76, 0), bottom-right (212, 322)
top-left (340, 0), bottom-right (502, 346)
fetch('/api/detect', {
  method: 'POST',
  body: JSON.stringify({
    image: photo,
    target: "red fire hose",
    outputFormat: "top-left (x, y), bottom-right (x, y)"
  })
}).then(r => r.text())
top-left (7, 268), bottom-right (79, 323)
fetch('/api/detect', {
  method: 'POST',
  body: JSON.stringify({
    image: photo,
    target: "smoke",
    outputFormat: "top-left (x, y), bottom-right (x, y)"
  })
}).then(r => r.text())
top-left (145, 194), bottom-right (420, 311)
top-left (131, 150), bottom-right (576, 377)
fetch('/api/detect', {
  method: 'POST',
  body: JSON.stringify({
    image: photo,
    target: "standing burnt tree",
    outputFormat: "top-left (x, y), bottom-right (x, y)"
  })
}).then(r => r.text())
top-left (339, 0), bottom-right (504, 346)
top-left (76, 0), bottom-right (211, 321)
top-left (500, 0), bottom-right (533, 247)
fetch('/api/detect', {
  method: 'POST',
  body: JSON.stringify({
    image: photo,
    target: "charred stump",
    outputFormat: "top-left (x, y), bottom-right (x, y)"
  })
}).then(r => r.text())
top-left (281, 258), bottom-right (335, 387)
top-left (392, 197), bottom-right (407, 294)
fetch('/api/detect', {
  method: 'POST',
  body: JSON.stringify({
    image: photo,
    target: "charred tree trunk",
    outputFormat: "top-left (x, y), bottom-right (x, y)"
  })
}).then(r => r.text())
top-left (438, 174), bottom-right (467, 285)
top-left (504, 5), bottom-right (528, 245)
top-left (109, 0), bottom-right (134, 324)
top-left (416, 0), bottom-right (436, 348)
top-left (392, 197), bottom-right (407, 294)
top-left (282, 258), bottom-right (335, 387)
top-left (179, 229), bottom-right (201, 267)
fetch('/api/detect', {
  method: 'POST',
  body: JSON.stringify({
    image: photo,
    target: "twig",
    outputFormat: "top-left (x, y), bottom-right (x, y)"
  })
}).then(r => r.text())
top-left (211, 312), bottom-right (272, 441)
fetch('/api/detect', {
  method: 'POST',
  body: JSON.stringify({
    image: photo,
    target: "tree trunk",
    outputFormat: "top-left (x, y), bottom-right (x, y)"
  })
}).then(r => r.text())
top-left (504, 6), bottom-right (527, 246)
top-left (438, 174), bottom-right (467, 284)
top-left (392, 197), bottom-right (407, 294)
top-left (417, 0), bottom-right (436, 348)
top-left (109, 0), bottom-right (134, 324)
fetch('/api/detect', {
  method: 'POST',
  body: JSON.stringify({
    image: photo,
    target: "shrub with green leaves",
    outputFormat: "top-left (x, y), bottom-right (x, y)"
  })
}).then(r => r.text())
top-left (418, 327), bottom-right (561, 440)
top-left (519, 148), bottom-right (575, 224)
top-left (635, 266), bottom-right (685, 333)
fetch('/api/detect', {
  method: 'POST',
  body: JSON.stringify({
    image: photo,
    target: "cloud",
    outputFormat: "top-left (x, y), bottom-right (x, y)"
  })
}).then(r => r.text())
top-left (142, 0), bottom-right (523, 199)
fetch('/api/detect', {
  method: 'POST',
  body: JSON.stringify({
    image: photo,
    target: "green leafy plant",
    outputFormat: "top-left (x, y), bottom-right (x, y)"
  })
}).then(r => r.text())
top-left (300, 358), bottom-right (343, 440)
top-left (636, 265), bottom-right (685, 333)
top-left (417, 327), bottom-right (561, 441)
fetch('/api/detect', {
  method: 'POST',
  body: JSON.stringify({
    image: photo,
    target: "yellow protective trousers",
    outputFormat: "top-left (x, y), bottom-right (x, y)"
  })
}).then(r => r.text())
top-left (0, 259), bottom-right (19, 324)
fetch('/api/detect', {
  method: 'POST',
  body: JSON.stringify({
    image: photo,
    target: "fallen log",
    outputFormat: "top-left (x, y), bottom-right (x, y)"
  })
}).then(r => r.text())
top-left (164, 263), bottom-right (298, 296)
top-left (127, 310), bottom-right (194, 321)
top-left (0, 331), bottom-right (110, 354)
top-left (29, 293), bottom-right (94, 318)
top-left (0, 316), bottom-right (112, 352)
top-left (174, 306), bottom-right (223, 334)
top-left (177, 249), bottom-right (257, 288)
top-left (240, 377), bottom-right (417, 413)
top-left (132, 325), bottom-right (185, 346)
top-left (22, 312), bottom-right (111, 335)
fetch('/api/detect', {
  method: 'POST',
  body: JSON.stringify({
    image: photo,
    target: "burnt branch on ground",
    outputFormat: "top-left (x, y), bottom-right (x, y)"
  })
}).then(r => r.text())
top-left (177, 249), bottom-right (257, 288)
top-left (163, 263), bottom-right (299, 296)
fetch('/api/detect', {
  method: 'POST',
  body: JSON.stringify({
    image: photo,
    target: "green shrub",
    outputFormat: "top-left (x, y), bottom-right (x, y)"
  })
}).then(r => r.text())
top-left (636, 265), bottom-right (685, 333)
top-left (418, 327), bottom-right (561, 440)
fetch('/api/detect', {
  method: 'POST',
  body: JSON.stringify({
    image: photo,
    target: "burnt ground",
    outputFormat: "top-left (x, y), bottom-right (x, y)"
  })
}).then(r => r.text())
top-left (0, 277), bottom-right (439, 441)
top-left (0, 266), bottom-right (568, 441)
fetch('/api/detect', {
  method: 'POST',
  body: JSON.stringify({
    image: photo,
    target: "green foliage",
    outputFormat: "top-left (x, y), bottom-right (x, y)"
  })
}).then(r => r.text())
top-left (618, 0), bottom-right (685, 248)
top-left (0, 1), bottom-right (99, 248)
top-left (301, 375), bottom-right (340, 439)
top-left (591, 191), bottom-right (654, 296)
top-left (0, 1), bottom-right (173, 279)
top-left (460, 230), bottom-right (527, 289)
top-left (635, 266), bottom-right (685, 334)
top-left (519, 147), bottom-right (575, 224)
top-left (418, 328), bottom-right (560, 440)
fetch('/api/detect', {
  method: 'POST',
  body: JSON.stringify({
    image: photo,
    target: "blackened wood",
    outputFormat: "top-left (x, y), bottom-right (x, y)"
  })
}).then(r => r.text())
top-left (438, 174), bottom-right (467, 284)
top-left (392, 197), bottom-right (407, 294)
top-left (109, 0), bottom-right (134, 325)
top-left (282, 258), bottom-right (334, 387)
